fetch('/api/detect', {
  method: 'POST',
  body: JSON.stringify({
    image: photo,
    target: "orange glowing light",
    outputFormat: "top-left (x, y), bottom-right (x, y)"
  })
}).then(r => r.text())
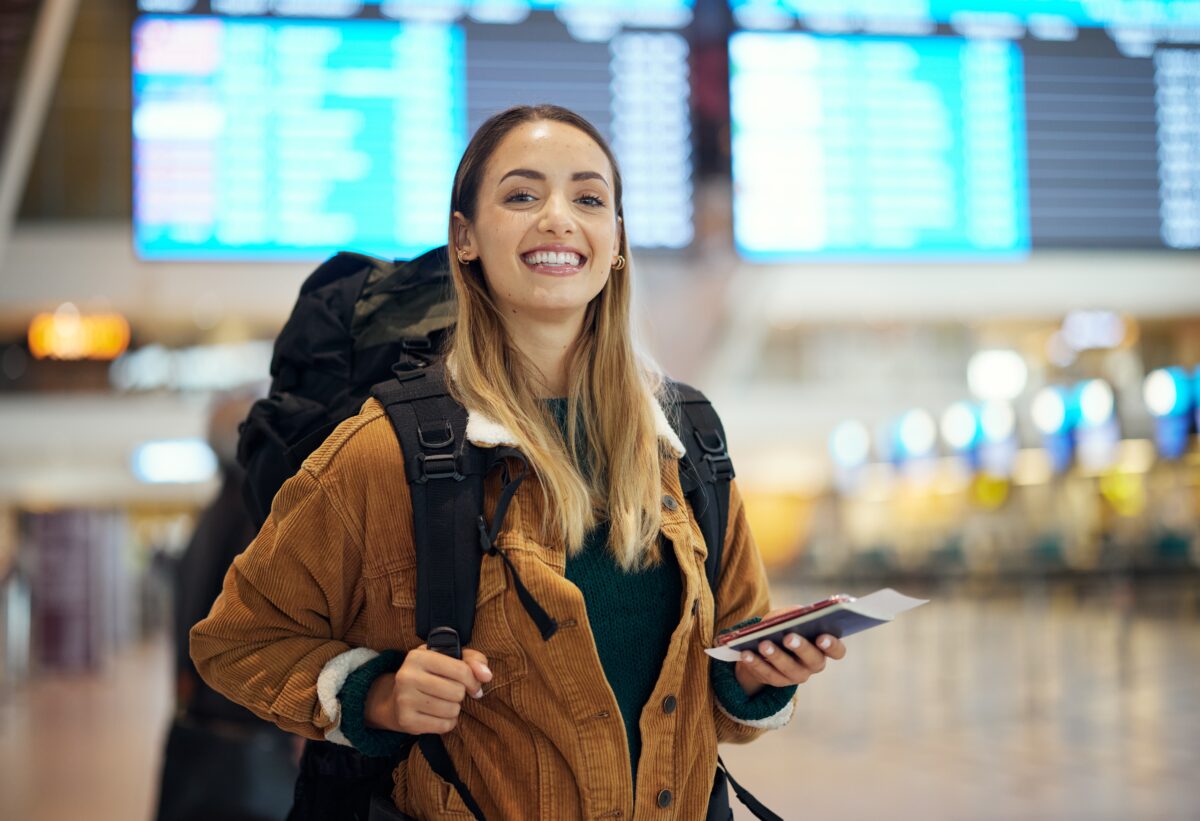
top-left (28, 310), bottom-right (131, 361)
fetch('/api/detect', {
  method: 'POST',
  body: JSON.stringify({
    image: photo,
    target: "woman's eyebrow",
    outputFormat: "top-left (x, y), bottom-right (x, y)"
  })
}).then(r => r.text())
top-left (498, 168), bottom-right (610, 188)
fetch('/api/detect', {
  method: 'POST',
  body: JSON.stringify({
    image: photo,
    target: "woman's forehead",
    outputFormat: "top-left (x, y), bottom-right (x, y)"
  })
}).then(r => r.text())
top-left (488, 120), bottom-right (612, 181)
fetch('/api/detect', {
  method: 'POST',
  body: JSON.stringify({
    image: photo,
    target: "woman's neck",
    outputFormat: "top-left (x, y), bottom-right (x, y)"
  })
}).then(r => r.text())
top-left (502, 310), bottom-right (585, 397)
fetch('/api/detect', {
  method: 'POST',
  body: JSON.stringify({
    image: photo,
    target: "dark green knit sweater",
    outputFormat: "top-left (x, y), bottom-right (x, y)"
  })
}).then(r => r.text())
top-left (565, 518), bottom-right (679, 783)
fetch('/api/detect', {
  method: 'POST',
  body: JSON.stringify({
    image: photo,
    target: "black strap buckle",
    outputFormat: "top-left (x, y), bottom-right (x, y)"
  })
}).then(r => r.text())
top-left (694, 428), bottom-right (726, 455)
top-left (695, 429), bottom-right (735, 481)
top-left (416, 452), bottom-right (463, 482)
top-left (426, 626), bottom-right (462, 660)
top-left (704, 452), bottom-right (736, 482)
top-left (389, 361), bottom-right (427, 381)
top-left (477, 515), bottom-right (495, 555)
top-left (418, 420), bottom-right (454, 449)
top-left (400, 336), bottom-right (433, 352)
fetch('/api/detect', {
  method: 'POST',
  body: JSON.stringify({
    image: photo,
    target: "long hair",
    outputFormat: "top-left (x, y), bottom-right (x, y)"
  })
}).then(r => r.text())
top-left (446, 104), bottom-right (665, 570)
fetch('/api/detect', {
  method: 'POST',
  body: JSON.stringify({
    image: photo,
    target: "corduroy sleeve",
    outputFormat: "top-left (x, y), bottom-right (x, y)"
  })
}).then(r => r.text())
top-left (190, 461), bottom-right (370, 741)
top-left (710, 481), bottom-right (798, 743)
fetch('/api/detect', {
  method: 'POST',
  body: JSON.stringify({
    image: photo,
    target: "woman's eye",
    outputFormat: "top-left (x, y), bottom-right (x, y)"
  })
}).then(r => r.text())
top-left (578, 195), bottom-right (606, 208)
top-left (505, 190), bottom-right (535, 203)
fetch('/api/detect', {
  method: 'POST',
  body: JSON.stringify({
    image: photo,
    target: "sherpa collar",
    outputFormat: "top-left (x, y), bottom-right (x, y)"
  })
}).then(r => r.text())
top-left (464, 397), bottom-right (686, 458)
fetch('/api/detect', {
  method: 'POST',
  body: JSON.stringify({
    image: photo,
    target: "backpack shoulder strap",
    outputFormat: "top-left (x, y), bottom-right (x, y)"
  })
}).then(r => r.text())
top-left (667, 381), bottom-right (736, 593)
top-left (369, 361), bottom-right (541, 821)
top-left (370, 361), bottom-right (488, 654)
top-left (668, 387), bottom-right (784, 821)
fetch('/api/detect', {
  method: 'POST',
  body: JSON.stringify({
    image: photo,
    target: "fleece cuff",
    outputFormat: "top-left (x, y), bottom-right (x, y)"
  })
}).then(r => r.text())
top-left (711, 615), bottom-right (797, 728)
top-left (711, 659), bottom-right (797, 727)
top-left (335, 649), bottom-right (412, 758)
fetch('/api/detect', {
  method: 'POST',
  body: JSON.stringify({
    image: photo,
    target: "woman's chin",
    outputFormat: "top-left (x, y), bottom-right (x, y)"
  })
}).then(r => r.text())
top-left (505, 297), bottom-right (593, 326)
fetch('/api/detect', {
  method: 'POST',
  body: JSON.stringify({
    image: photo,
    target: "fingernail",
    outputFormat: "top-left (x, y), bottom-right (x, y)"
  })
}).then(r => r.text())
top-left (741, 652), bottom-right (755, 664)
top-left (786, 635), bottom-right (801, 649)
top-left (473, 688), bottom-right (484, 699)
top-left (818, 637), bottom-right (832, 650)
top-left (761, 643), bottom-right (775, 656)
top-left (481, 665), bottom-right (492, 677)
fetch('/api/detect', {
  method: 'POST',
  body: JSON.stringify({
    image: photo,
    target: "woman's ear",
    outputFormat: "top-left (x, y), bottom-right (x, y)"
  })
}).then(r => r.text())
top-left (612, 214), bottom-right (624, 258)
top-left (452, 211), bottom-right (476, 259)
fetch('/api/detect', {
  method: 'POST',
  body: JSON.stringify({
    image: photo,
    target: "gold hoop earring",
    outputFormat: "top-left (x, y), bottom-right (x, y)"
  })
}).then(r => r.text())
top-left (611, 255), bottom-right (626, 271)
top-left (457, 251), bottom-right (471, 264)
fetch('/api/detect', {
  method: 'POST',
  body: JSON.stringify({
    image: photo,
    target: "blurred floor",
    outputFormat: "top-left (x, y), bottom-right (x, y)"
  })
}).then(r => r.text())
top-left (0, 638), bottom-right (172, 821)
top-left (1, 579), bottom-right (1198, 821)
top-left (725, 577), bottom-right (1200, 821)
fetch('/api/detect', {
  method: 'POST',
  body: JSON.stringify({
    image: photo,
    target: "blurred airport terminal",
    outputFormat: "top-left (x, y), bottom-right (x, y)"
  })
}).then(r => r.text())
top-left (1, 1), bottom-right (1198, 819)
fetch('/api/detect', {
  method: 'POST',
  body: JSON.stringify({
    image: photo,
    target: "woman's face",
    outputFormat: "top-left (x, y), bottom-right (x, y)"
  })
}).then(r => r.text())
top-left (455, 120), bottom-right (622, 326)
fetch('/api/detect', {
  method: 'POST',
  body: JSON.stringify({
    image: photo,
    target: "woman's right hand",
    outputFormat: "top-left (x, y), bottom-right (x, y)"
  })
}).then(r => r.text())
top-left (364, 645), bottom-right (493, 735)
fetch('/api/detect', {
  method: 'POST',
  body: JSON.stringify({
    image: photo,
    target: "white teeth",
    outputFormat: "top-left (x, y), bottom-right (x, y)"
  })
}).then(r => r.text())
top-left (523, 250), bottom-right (582, 266)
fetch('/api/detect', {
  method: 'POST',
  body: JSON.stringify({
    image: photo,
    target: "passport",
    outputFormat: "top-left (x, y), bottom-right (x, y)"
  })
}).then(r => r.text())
top-left (704, 588), bottom-right (928, 662)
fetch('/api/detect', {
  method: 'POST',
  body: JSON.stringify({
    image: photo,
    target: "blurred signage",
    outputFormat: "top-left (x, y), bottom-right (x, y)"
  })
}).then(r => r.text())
top-left (731, 32), bottom-right (1030, 260)
top-left (137, 1), bottom-right (694, 29)
top-left (131, 1), bottom-right (695, 260)
top-left (729, 1), bottom-right (1199, 40)
top-left (730, 1), bottom-right (1200, 259)
top-left (27, 306), bottom-right (131, 361)
top-left (109, 341), bottom-right (273, 392)
top-left (131, 439), bottom-right (219, 484)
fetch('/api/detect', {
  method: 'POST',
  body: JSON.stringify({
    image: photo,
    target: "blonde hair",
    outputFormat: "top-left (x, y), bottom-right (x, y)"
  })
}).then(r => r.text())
top-left (446, 105), bottom-right (665, 570)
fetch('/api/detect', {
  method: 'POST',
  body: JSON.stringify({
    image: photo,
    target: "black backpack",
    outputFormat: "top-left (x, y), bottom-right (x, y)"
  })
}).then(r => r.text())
top-left (238, 248), bottom-right (779, 821)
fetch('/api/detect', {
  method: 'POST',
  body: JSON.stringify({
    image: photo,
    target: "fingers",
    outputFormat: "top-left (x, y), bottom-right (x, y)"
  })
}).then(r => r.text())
top-left (762, 638), bottom-right (818, 678)
top-left (410, 670), bottom-right (470, 702)
top-left (391, 646), bottom-right (494, 735)
top-left (416, 647), bottom-right (488, 697)
top-left (462, 649), bottom-right (493, 688)
top-left (778, 635), bottom-right (826, 672)
top-left (739, 650), bottom-right (797, 687)
top-left (814, 634), bottom-right (846, 660)
top-left (738, 633), bottom-right (847, 688)
top-left (402, 713), bottom-right (459, 735)
top-left (413, 692), bottom-right (462, 720)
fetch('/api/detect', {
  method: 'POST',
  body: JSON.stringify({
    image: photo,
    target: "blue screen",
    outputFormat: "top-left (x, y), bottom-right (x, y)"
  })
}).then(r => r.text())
top-left (731, 32), bottom-right (1031, 260)
top-left (133, 17), bottom-right (466, 261)
top-left (728, 0), bottom-right (1198, 29)
top-left (728, 1), bottom-right (1200, 259)
top-left (132, 2), bottom-right (696, 260)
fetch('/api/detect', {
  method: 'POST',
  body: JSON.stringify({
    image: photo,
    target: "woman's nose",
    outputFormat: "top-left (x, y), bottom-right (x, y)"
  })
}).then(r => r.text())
top-left (537, 193), bottom-right (575, 235)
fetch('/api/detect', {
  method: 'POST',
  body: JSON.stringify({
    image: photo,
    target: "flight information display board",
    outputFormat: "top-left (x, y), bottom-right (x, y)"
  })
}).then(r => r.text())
top-left (729, 0), bottom-right (1200, 260)
top-left (732, 34), bottom-right (1030, 259)
top-left (132, 1), bottom-right (694, 260)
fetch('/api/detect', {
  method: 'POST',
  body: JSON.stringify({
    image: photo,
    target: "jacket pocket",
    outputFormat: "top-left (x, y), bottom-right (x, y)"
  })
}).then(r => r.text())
top-left (403, 742), bottom-right (474, 818)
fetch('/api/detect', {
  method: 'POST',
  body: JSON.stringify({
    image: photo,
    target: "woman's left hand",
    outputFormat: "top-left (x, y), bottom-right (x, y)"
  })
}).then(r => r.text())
top-left (733, 613), bottom-right (846, 696)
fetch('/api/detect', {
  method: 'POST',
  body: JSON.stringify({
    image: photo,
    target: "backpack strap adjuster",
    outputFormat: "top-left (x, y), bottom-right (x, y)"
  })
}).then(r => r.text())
top-left (704, 452), bottom-right (735, 482)
top-left (417, 420), bottom-right (454, 449)
top-left (694, 429), bottom-right (736, 482)
top-left (416, 452), bottom-right (463, 482)
top-left (426, 626), bottom-right (462, 659)
top-left (389, 362), bottom-right (427, 381)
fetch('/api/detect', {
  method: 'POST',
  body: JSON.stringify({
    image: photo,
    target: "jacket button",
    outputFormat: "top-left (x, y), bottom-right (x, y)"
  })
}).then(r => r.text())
top-left (662, 695), bottom-right (677, 714)
top-left (657, 789), bottom-right (673, 808)
top-left (662, 494), bottom-right (679, 511)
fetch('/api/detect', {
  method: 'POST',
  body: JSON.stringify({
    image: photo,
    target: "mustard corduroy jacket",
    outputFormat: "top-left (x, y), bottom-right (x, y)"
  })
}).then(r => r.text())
top-left (191, 396), bottom-right (794, 820)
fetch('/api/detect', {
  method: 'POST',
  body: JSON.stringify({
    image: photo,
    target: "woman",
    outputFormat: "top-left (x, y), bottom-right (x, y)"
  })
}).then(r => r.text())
top-left (191, 105), bottom-right (846, 819)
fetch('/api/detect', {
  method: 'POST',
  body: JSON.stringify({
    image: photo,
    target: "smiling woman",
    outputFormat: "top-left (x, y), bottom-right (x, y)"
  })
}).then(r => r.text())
top-left (191, 105), bottom-right (844, 821)
top-left (448, 108), bottom-right (650, 568)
